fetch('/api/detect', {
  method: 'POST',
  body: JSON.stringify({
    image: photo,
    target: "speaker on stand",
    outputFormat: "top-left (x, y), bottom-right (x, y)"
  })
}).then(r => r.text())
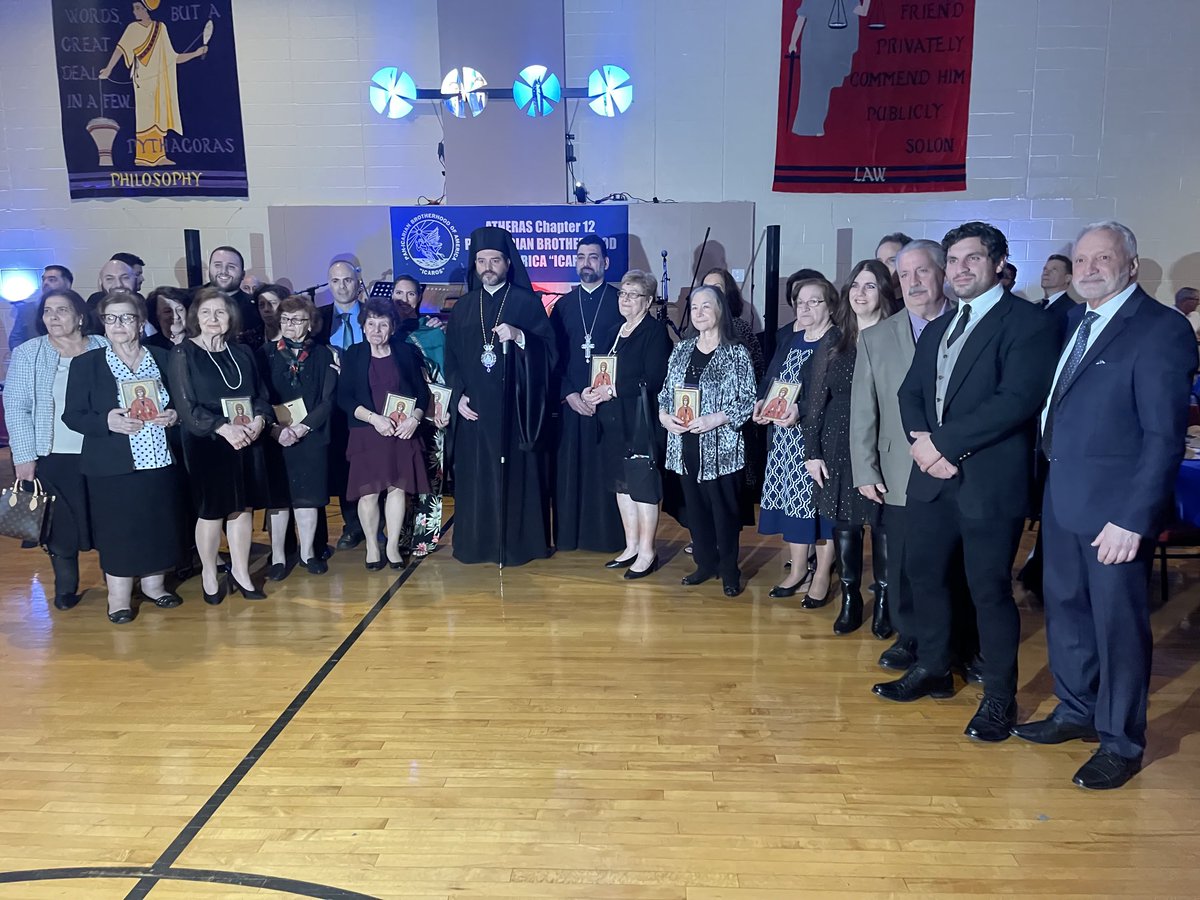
top-left (184, 229), bottom-right (203, 288)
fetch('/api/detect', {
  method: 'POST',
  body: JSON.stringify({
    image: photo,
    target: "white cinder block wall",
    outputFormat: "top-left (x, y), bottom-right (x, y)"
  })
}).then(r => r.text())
top-left (2, 0), bottom-right (1198, 313)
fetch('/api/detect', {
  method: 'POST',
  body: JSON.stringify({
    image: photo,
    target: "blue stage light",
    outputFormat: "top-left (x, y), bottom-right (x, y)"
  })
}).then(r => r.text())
top-left (441, 67), bottom-right (488, 118)
top-left (588, 65), bottom-right (633, 117)
top-left (0, 269), bottom-right (38, 303)
top-left (369, 67), bottom-right (417, 119)
top-left (513, 65), bottom-right (562, 117)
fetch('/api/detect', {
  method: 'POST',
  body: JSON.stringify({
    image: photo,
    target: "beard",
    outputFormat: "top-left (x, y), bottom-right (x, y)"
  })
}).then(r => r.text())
top-left (578, 267), bottom-right (600, 284)
top-left (481, 271), bottom-right (504, 287)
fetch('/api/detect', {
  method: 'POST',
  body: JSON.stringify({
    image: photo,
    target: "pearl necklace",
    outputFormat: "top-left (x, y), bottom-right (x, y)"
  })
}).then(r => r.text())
top-left (202, 339), bottom-right (243, 390)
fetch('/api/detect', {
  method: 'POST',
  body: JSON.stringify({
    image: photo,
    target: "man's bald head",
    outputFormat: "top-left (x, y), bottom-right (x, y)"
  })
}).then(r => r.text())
top-left (328, 260), bottom-right (361, 308)
top-left (99, 258), bottom-right (135, 293)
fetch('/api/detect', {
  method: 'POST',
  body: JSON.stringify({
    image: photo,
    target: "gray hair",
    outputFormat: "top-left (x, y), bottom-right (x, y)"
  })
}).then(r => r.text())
top-left (894, 238), bottom-right (946, 272)
top-left (620, 268), bottom-right (658, 300)
top-left (1077, 220), bottom-right (1138, 259)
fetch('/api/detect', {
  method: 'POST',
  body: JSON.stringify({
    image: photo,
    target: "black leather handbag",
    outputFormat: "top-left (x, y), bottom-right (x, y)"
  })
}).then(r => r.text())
top-left (0, 479), bottom-right (54, 544)
top-left (622, 383), bottom-right (662, 505)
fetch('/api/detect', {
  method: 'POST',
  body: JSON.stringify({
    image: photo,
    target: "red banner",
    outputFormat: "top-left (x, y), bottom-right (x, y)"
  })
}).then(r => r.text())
top-left (773, 0), bottom-right (975, 193)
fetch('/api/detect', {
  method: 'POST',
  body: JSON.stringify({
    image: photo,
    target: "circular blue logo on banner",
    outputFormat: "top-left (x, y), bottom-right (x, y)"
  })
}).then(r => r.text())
top-left (400, 213), bottom-right (460, 277)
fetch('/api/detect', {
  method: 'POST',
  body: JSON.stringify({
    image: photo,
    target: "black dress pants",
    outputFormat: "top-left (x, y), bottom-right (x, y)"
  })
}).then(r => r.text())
top-left (905, 483), bottom-right (1023, 699)
top-left (1042, 477), bottom-right (1153, 759)
top-left (882, 501), bottom-right (979, 660)
top-left (680, 471), bottom-right (743, 583)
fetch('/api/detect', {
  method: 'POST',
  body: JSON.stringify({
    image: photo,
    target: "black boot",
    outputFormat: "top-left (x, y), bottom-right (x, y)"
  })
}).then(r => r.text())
top-left (871, 583), bottom-right (893, 640)
top-left (48, 552), bottom-right (81, 610)
top-left (869, 526), bottom-right (892, 639)
top-left (832, 527), bottom-right (864, 635)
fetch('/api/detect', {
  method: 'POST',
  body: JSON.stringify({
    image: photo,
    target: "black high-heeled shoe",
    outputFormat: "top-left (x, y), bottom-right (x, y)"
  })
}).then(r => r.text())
top-left (387, 552), bottom-right (408, 570)
top-left (228, 575), bottom-right (266, 600)
top-left (300, 556), bottom-right (328, 575)
top-left (364, 559), bottom-right (386, 571)
top-left (202, 578), bottom-right (226, 605)
top-left (623, 556), bottom-right (658, 580)
top-left (681, 569), bottom-right (716, 586)
top-left (266, 562), bottom-right (288, 582)
top-left (605, 554), bottom-right (637, 569)
top-left (768, 583), bottom-right (800, 599)
top-left (801, 588), bottom-right (831, 609)
top-left (107, 607), bottom-right (135, 624)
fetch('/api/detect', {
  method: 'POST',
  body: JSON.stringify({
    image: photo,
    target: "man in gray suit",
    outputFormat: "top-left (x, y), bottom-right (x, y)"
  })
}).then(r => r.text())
top-left (850, 240), bottom-right (955, 669)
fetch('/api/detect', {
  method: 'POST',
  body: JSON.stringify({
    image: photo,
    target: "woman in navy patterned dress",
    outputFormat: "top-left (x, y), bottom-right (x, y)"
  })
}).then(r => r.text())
top-left (755, 277), bottom-right (838, 602)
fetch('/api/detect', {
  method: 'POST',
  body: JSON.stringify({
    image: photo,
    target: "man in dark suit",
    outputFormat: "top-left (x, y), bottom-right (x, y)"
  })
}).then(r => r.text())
top-left (1041, 254), bottom-right (1076, 339)
top-left (873, 222), bottom-right (1060, 744)
top-left (1012, 222), bottom-right (1196, 789)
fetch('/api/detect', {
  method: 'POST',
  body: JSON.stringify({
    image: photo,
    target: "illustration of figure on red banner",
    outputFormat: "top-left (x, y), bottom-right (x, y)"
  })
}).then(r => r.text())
top-left (786, 0), bottom-right (873, 137)
top-left (97, 1), bottom-right (212, 167)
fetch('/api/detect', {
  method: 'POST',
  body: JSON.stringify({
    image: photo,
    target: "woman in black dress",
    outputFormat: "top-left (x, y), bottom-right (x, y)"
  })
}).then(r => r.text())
top-left (63, 291), bottom-right (186, 623)
top-left (802, 260), bottom-right (898, 635)
top-left (337, 298), bottom-right (430, 570)
top-left (583, 270), bottom-right (672, 578)
top-left (260, 295), bottom-right (337, 577)
top-left (169, 287), bottom-right (273, 603)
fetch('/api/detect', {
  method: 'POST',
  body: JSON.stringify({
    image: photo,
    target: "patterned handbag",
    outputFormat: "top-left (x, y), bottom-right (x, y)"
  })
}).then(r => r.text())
top-left (0, 479), bottom-right (55, 544)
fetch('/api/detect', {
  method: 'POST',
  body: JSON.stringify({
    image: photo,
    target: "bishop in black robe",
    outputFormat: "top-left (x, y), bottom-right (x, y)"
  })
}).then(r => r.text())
top-left (550, 262), bottom-right (626, 552)
top-left (445, 227), bottom-right (558, 566)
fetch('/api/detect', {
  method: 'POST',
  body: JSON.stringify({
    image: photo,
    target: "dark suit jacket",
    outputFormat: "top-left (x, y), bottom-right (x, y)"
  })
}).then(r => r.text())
top-left (62, 345), bottom-right (175, 478)
top-left (336, 340), bottom-right (430, 426)
top-left (1044, 286), bottom-right (1197, 537)
top-left (899, 291), bottom-right (1059, 519)
top-left (1044, 292), bottom-right (1076, 343)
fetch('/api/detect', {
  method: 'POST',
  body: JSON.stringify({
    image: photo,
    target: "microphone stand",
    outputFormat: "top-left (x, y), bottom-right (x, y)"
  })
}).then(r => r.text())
top-left (300, 281), bottom-right (328, 301)
top-left (656, 249), bottom-right (685, 340)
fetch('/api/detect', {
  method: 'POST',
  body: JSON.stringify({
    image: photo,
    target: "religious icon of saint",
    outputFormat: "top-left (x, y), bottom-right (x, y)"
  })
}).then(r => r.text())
top-left (678, 392), bottom-right (695, 427)
top-left (233, 404), bottom-right (251, 426)
top-left (129, 384), bottom-right (159, 421)
top-left (592, 360), bottom-right (612, 389)
top-left (763, 384), bottom-right (793, 420)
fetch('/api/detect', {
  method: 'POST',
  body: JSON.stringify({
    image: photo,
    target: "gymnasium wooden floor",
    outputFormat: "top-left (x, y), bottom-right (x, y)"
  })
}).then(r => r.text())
top-left (1, 462), bottom-right (1198, 897)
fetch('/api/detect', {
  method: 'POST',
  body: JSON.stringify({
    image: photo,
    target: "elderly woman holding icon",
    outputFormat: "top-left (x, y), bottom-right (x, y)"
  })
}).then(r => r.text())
top-left (63, 290), bottom-right (186, 624)
top-left (582, 270), bottom-right (672, 580)
top-left (337, 299), bottom-right (430, 571)
top-left (658, 284), bottom-right (756, 597)
top-left (169, 287), bottom-right (273, 604)
top-left (259, 294), bottom-right (337, 578)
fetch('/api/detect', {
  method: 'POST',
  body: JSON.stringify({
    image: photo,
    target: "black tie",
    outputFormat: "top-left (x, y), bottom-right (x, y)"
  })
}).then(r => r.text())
top-left (946, 303), bottom-right (971, 346)
top-left (1042, 311), bottom-right (1101, 457)
top-left (339, 313), bottom-right (352, 351)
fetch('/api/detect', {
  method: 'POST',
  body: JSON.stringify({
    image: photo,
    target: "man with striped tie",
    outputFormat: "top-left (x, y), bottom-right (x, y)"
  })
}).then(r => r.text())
top-left (1012, 222), bottom-right (1196, 790)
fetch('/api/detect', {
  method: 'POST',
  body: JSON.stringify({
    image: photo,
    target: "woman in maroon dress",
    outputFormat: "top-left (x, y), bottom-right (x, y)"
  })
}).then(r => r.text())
top-left (336, 299), bottom-right (430, 569)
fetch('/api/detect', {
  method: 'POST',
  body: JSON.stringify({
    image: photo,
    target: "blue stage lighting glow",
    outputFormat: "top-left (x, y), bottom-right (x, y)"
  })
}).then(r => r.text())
top-left (513, 65), bottom-right (562, 117)
top-left (441, 67), bottom-right (488, 118)
top-left (588, 65), bottom-right (633, 117)
top-left (0, 269), bottom-right (38, 303)
top-left (369, 67), bottom-right (417, 119)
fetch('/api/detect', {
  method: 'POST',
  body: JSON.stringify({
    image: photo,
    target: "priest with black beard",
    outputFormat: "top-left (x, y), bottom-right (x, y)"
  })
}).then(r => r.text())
top-left (549, 234), bottom-right (625, 552)
top-left (445, 227), bottom-right (558, 566)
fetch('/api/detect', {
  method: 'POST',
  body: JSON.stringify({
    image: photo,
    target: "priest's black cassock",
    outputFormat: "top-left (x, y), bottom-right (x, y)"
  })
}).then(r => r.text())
top-left (550, 281), bottom-right (625, 552)
top-left (445, 229), bottom-right (558, 566)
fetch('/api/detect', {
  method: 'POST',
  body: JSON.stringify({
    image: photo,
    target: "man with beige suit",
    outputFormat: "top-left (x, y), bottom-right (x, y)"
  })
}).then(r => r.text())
top-left (851, 239), bottom-right (959, 670)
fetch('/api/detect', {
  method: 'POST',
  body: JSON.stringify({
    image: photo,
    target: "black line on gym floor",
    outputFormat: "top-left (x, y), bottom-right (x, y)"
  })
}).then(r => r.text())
top-left (120, 519), bottom-right (452, 900)
top-left (0, 865), bottom-right (378, 899)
